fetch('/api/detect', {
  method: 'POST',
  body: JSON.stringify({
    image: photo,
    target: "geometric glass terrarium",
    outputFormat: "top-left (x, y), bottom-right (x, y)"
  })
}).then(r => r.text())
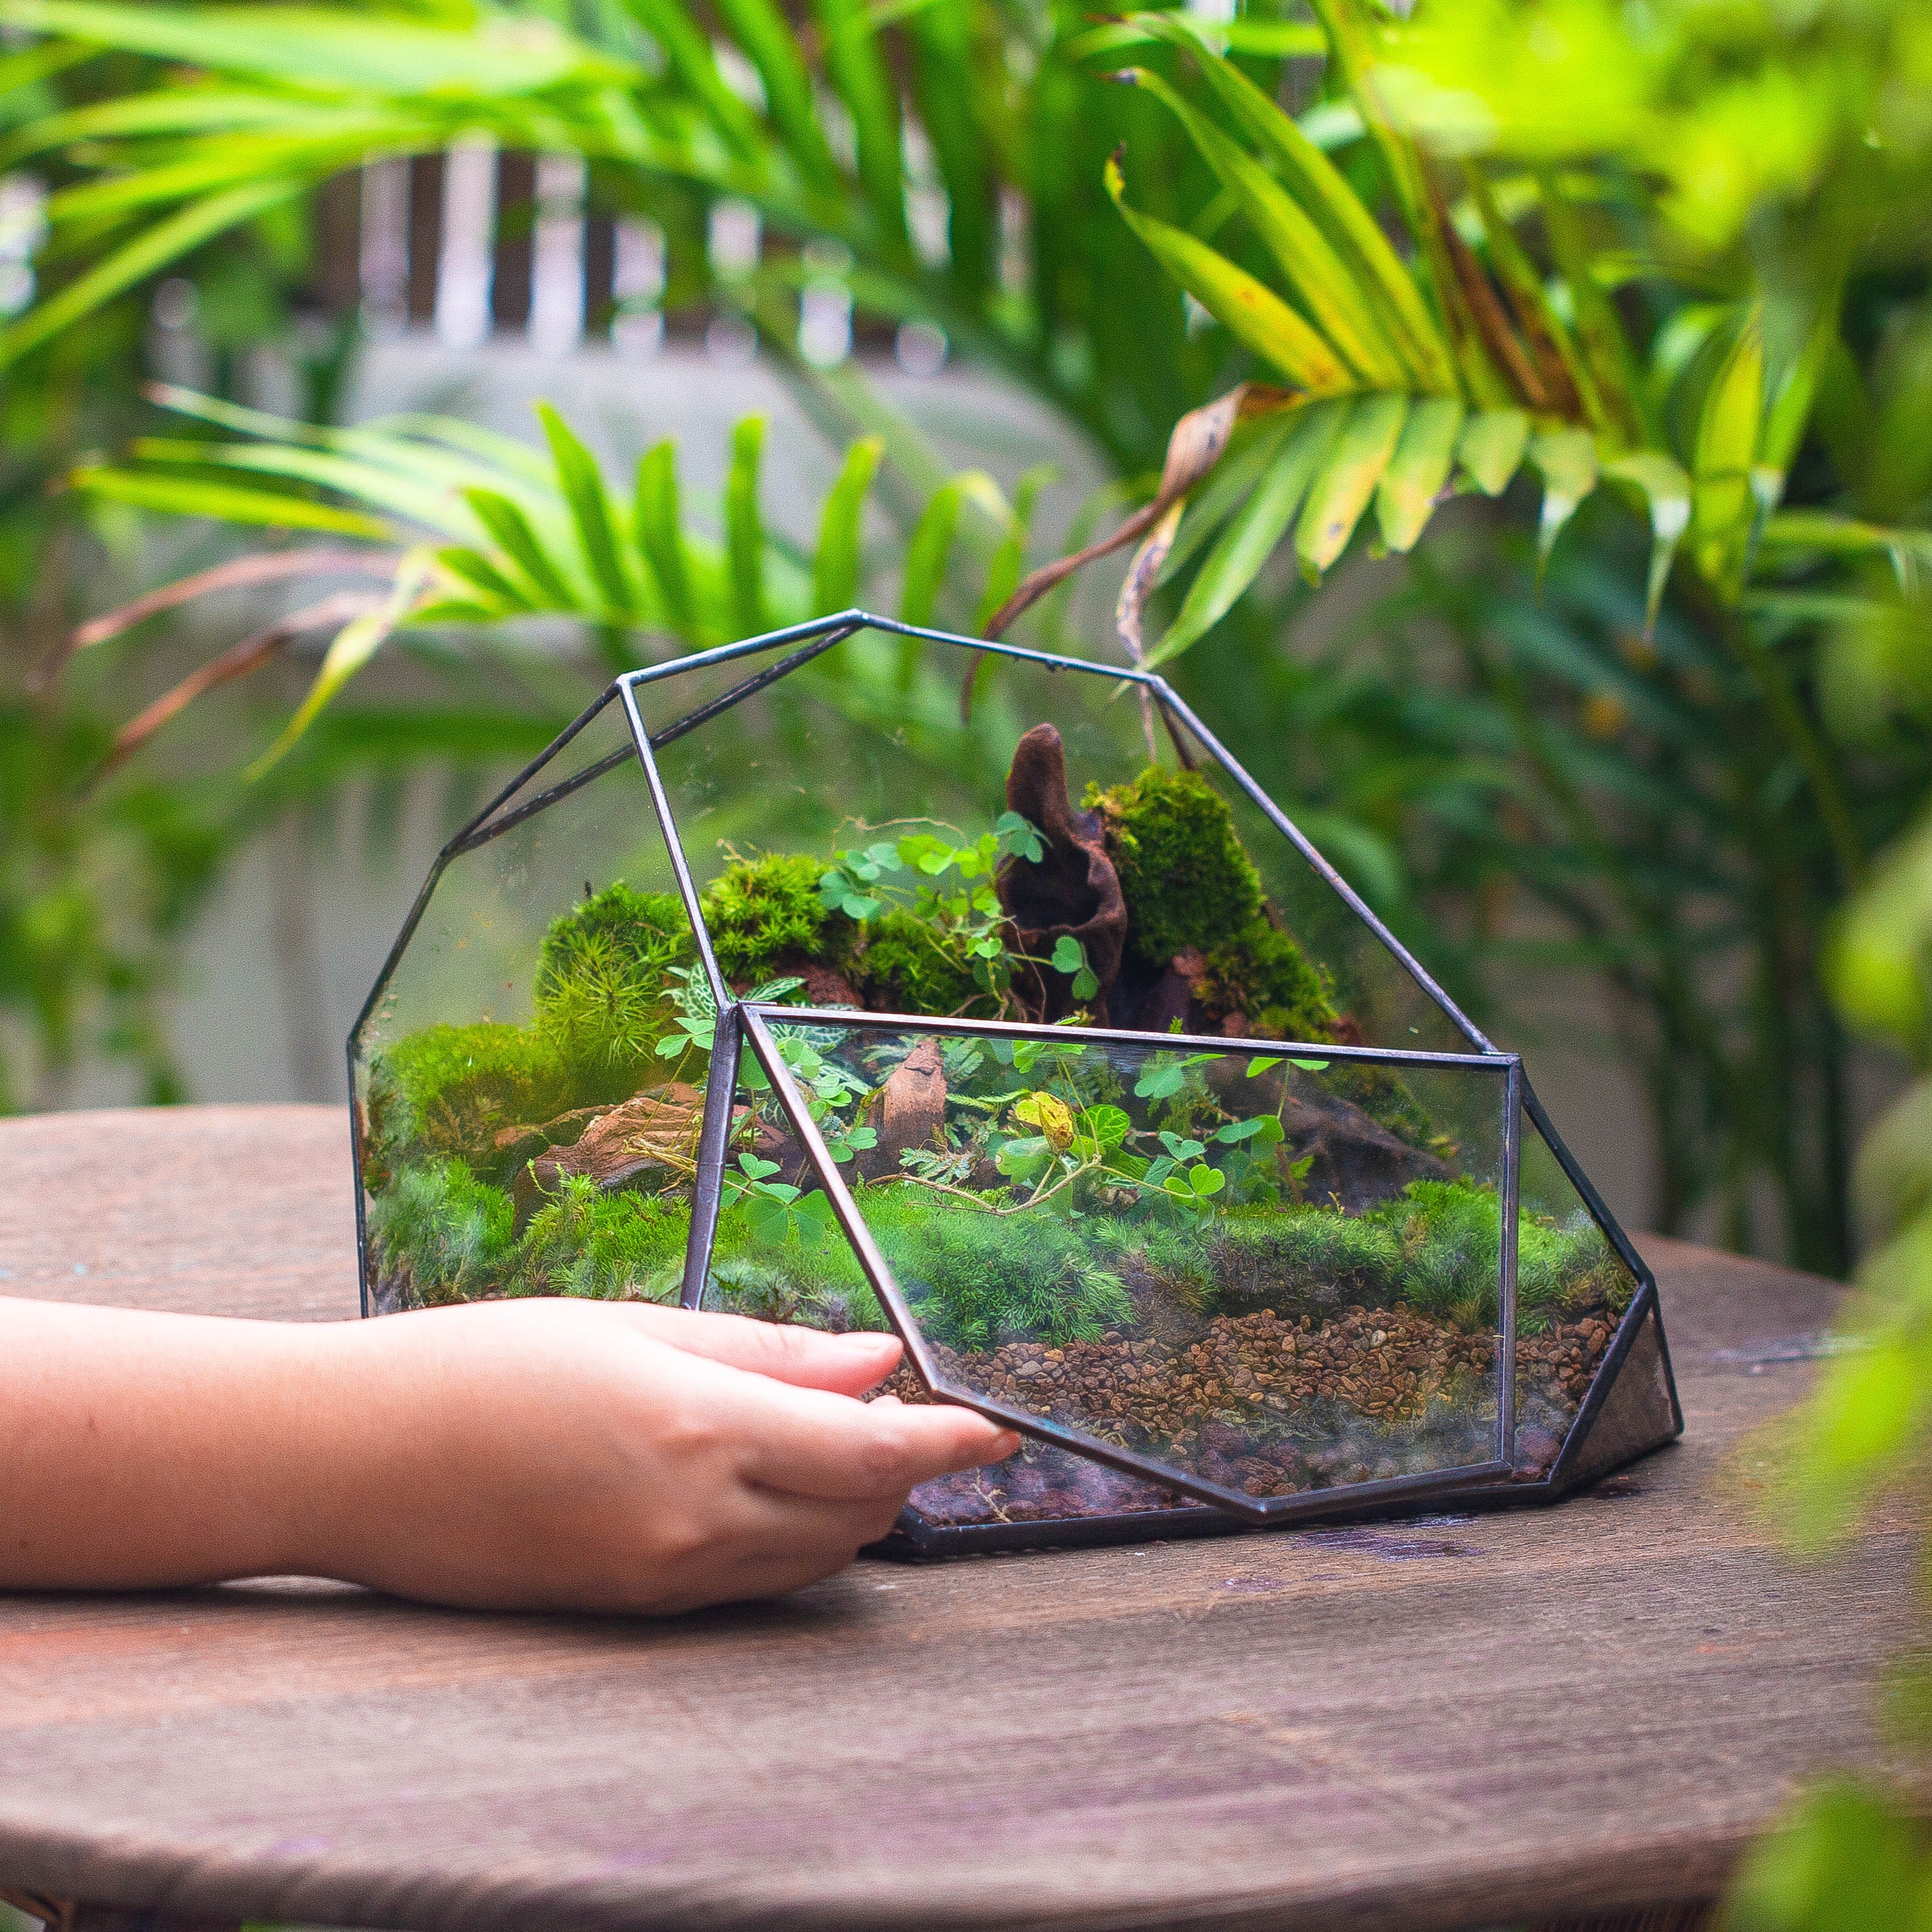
top-left (351, 612), bottom-right (1679, 1553)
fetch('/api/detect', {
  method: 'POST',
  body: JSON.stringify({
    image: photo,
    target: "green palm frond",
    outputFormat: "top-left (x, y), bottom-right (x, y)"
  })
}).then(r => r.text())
top-left (70, 386), bottom-right (1036, 772)
top-left (1023, 5), bottom-right (1925, 673)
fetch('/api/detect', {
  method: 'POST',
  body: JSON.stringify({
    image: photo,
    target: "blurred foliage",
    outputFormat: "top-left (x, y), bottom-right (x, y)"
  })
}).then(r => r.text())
top-left (1726, 1781), bottom-right (1932, 1931)
top-left (0, 0), bottom-right (1925, 1284)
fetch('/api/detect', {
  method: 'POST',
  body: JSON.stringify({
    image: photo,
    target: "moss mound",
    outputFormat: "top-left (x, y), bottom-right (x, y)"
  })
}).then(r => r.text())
top-left (1200, 918), bottom-right (1337, 1042)
top-left (365, 1021), bottom-right (577, 1178)
top-left (534, 882), bottom-right (692, 1077)
top-left (515, 1175), bottom-right (691, 1300)
top-left (367, 1157), bottom-right (690, 1306)
top-left (702, 852), bottom-right (852, 984)
top-left (853, 907), bottom-right (985, 1016)
top-left (1089, 766), bottom-right (1263, 968)
top-left (366, 1155), bottom-right (516, 1305)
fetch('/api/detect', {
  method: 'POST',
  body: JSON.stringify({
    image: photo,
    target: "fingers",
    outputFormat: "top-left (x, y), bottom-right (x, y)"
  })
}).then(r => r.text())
top-left (604, 1303), bottom-right (905, 1396)
top-left (722, 1373), bottom-right (1020, 1503)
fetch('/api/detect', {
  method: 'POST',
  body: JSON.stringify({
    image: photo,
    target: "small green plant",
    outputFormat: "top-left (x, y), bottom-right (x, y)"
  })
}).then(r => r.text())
top-left (1089, 767), bottom-right (1264, 970)
top-left (720, 1151), bottom-right (842, 1246)
top-left (818, 813), bottom-right (1070, 1014)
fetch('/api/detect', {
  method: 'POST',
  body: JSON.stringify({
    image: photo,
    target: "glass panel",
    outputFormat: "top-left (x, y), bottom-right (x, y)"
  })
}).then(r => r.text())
top-left (638, 626), bottom-right (1481, 1057)
top-left (1511, 1108), bottom-right (1644, 1477)
top-left (707, 1013), bottom-right (1511, 1521)
top-left (1557, 1300), bottom-right (1678, 1488)
top-left (352, 695), bottom-right (707, 1312)
top-left (1170, 733), bottom-right (1477, 1055)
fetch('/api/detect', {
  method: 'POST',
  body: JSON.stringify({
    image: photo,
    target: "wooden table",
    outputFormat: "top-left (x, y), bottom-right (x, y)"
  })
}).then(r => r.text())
top-left (0, 1106), bottom-right (1910, 1932)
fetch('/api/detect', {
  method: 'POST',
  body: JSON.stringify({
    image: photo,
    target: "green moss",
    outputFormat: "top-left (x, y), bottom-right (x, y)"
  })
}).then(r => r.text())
top-left (853, 907), bottom-right (985, 1016)
top-left (366, 1157), bottom-right (516, 1306)
top-left (1089, 766), bottom-right (1263, 969)
top-left (1207, 1202), bottom-right (1404, 1311)
top-left (512, 1176), bottom-right (691, 1301)
top-left (366, 1021), bottom-right (575, 1176)
top-left (535, 882), bottom-right (691, 1076)
top-left (702, 852), bottom-right (850, 983)
top-left (1516, 1207), bottom-right (1632, 1333)
top-left (863, 1187), bottom-right (1132, 1351)
top-left (1200, 918), bottom-right (1337, 1041)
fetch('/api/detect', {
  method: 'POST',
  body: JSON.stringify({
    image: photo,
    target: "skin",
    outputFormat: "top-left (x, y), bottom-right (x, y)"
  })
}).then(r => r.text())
top-left (0, 1297), bottom-right (1019, 1614)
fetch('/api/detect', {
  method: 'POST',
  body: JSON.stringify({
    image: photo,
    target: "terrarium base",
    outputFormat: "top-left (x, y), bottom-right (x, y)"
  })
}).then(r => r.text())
top-left (867, 1284), bottom-right (1680, 1555)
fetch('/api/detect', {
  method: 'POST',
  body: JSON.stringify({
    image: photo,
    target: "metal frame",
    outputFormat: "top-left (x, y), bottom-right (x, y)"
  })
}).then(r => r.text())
top-left (345, 609), bottom-right (1682, 1545)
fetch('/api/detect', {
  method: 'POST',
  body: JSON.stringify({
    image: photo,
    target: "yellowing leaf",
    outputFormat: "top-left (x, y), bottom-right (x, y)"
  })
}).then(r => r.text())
top-left (1296, 392), bottom-right (1408, 578)
top-left (1105, 151), bottom-right (1351, 394)
top-left (1119, 67), bottom-right (1405, 387)
top-left (1013, 1091), bottom-right (1075, 1151)
top-left (1374, 395), bottom-right (1464, 553)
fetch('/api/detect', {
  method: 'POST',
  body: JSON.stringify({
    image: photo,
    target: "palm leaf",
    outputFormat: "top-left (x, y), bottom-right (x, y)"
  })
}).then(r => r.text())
top-left (1116, 67), bottom-right (1406, 388)
top-left (1104, 151), bottom-right (1351, 394)
top-left (1602, 451), bottom-right (1691, 635)
top-left (1124, 11), bottom-right (1454, 392)
top-left (1297, 392), bottom-right (1408, 576)
top-left (539, 403), bottom-right (634, 616)
top-left (1147, 403), bottom-right (1343, 665)
top-left (814, 435), bottom-right (884, 614)
top-left (1375, 396), bottom-right (1465, 554)
top-left (726, 416), bottom-right (770, 635)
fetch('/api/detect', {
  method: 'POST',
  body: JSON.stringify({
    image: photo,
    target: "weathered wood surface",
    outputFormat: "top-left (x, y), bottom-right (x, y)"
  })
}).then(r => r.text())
top-left (0, 1105), bottom-right (1908, 1932)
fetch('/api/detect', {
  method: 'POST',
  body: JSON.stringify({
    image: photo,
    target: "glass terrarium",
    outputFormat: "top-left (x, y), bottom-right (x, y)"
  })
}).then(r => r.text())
top-left (349, 612), bottom-right (1680, 1553)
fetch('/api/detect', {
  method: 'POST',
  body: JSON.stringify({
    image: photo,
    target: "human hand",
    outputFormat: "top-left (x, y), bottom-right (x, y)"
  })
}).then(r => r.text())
top-left (307, 1299), bottom-right (1018, 1613)
top-left (0, 1296), bottom-right (1016, 1615)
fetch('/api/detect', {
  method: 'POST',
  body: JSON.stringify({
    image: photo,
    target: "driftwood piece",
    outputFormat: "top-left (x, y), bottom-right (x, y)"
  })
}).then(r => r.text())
top-left (996, 724), bottom-right (1127, 1022)
top-left (512, 1082), bottom-right (703, 1225)
top-left (861, 1036), bottom-right (948, 1179)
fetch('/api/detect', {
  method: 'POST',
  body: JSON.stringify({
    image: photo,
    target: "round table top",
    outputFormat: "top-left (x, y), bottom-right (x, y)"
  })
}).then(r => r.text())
top-left (0, 1105), bottom-right (1905, 1932)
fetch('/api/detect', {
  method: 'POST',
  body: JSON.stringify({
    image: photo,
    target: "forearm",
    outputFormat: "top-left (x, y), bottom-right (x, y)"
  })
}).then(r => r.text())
top-left (0, 1298), bottom-right (345, 1588)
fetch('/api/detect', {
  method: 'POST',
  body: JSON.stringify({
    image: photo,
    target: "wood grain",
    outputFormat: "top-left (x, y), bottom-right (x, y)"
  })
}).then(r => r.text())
top-left (0, 1108), bottom-right (1908, 1932)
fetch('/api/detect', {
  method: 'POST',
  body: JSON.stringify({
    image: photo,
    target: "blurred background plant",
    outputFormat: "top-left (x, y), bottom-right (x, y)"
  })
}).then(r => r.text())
top-left (2, 0), bottom-right (1931, 1908)
top-left (5, 0), bottom-right (1929, 1280)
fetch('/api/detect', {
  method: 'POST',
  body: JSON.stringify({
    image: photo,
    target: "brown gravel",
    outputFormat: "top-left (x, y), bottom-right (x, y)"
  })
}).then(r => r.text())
top-left (879, 1303), bottom-right (1622, 1524)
